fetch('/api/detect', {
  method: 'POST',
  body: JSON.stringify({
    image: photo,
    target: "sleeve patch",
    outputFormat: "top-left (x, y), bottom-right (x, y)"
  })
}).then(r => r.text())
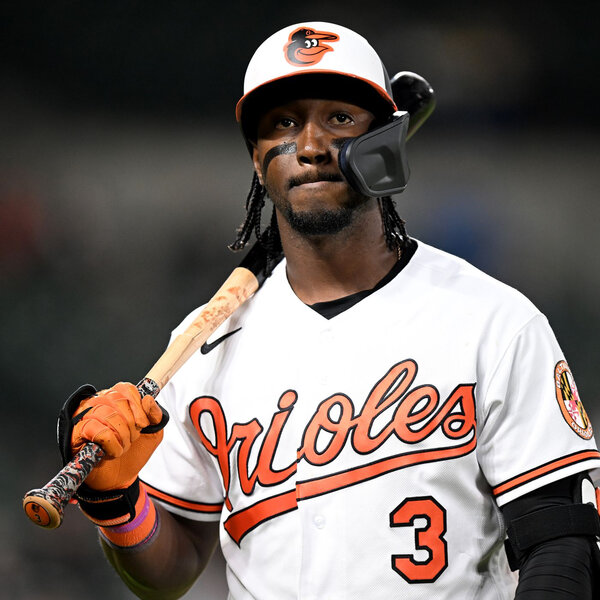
top-left (555, 360), bottom-right (593, 440)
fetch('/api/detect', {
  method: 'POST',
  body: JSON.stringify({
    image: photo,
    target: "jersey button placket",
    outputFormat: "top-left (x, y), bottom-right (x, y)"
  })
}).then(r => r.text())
top-left (297, 326), bottom-right (339, 599)
top-left (317, 328), bottom-right (333, 385)
top-left (313, 514), bottom-right (326, 529)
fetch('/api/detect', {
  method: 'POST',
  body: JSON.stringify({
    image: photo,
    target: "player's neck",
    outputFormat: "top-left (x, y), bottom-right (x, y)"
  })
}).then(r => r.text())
top-left (278, 204), bottom-right (398, 305)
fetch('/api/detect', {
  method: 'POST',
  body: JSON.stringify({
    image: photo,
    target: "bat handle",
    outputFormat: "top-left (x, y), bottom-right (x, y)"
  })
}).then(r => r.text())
top-left (23, 377), bottom-right (166, 529)
top-left (23, 442), bottom-right (105, 529)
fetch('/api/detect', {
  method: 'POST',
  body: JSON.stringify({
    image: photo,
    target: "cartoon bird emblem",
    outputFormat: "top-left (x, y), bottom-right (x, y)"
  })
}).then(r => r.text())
top-left (284, 27), bottom-right (340, 66)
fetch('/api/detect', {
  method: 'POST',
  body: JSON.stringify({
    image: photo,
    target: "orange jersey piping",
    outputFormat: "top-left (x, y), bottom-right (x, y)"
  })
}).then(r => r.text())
top-left (142, 481), bottom-right (223, 514)
top-left (492, 449), bottom-right (600, 498)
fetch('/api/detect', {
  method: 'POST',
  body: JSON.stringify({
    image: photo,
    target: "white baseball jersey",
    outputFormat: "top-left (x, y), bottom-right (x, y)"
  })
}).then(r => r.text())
top-left (140, 240), bottom-right (600, 600)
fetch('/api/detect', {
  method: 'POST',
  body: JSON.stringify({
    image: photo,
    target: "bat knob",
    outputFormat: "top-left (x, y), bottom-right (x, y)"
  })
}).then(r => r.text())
top-left (23, 490), bottom-right (64, 529)
top-left (22, 441), bottom-right (106, 529)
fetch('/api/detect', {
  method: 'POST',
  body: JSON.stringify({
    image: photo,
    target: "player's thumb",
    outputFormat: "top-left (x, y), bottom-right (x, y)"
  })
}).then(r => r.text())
top-left (142, 394), bottom-right (163, 426)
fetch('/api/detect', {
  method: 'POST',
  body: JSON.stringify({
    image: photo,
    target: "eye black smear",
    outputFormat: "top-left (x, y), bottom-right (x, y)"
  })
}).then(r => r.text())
top-left (263, 142), bottom-right (296, 174)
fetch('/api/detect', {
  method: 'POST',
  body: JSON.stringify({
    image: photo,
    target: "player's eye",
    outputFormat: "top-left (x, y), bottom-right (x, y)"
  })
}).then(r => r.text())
top-left (329, 113), bottom-right (354, 125)
top-left (275, 117), bottom-right (297, 129)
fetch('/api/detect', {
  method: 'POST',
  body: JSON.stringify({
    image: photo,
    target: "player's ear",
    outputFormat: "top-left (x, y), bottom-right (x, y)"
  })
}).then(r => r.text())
top-left (251, 146), bottom-right (264, 186)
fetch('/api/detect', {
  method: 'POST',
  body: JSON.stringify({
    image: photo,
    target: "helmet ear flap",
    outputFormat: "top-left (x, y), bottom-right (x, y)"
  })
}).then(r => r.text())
top-left (338, 112), bottom-right (410, 197)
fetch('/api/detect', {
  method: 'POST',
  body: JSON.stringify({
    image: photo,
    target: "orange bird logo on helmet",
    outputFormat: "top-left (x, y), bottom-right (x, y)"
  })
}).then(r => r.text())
top-left (284, 27), bottom-right (340, 66)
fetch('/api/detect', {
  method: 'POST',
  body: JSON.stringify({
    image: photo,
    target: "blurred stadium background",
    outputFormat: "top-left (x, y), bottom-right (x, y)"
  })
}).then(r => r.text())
top-left (1, 1), bottom-right (599, 598)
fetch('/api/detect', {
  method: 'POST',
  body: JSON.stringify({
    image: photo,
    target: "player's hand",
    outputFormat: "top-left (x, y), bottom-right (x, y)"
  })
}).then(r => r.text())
top-left (62, 382), bottom-right (164, 491)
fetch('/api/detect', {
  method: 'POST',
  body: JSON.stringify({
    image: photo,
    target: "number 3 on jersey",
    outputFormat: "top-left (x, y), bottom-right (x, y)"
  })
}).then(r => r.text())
top-left (390, 496), bottom-right (448, 583)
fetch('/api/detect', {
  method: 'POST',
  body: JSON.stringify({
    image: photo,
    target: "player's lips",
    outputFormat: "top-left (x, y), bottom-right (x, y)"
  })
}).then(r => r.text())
top-left (288, 172), bottom-right (344, 190)
top-left (295, 181), bottom-right (343, 192)
top-left (294, 179), bottom-right (342, 191)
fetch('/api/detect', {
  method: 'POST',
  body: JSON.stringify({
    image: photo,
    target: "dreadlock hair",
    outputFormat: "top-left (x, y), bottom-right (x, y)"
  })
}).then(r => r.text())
top-left (229, 174), bottom-right (410, 277)
top-left (228, 172), bottom-right (265, 251)
top-left (229, 173), bottom-right (283, 276)
top-left (378, 196), bottom-right (411, 257)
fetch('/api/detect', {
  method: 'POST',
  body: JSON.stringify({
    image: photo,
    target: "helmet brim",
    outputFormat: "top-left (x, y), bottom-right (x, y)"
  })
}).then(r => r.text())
top-left (238, 72), bottom-right (397, 143)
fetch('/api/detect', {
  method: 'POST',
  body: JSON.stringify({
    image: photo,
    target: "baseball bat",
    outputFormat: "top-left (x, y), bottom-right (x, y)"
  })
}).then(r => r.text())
top-left (23, 72), bottom-right (436, 529)
top-left (23, 242), bottom-right (272, 529)
top-left (391, 71), bottom-right (436, 140)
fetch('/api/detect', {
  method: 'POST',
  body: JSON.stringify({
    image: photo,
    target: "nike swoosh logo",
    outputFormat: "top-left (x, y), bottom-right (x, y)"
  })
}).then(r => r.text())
top-left (200, 327), bottom-right (242, 355)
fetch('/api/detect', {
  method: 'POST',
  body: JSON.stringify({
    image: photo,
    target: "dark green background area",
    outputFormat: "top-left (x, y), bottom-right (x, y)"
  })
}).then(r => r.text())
top-left (1, 2), bottom-right (599, 598)
top-left (3, 1), bottom-right (599, 125)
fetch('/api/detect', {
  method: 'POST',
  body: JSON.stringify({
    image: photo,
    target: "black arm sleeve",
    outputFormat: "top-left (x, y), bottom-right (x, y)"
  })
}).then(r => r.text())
top-left (513, 536), bottom-right (592, 599)
top-left (502, 475), bottom-right (595, 600)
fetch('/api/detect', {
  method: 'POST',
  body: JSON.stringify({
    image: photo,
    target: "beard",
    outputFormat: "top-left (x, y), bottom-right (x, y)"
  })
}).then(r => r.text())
top-left (265, 173), bottom-right (369, 236)
top-left (284, 204), bottom-right (360, 236)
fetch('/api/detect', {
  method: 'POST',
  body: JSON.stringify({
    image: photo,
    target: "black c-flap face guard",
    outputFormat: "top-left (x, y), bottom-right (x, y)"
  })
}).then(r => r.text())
top-left (338, 111), bottom-right (410, 197)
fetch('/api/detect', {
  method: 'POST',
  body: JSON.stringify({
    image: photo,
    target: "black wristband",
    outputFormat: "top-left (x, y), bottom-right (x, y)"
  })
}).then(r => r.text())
top-left (76, 478), bottom-right (141, 526)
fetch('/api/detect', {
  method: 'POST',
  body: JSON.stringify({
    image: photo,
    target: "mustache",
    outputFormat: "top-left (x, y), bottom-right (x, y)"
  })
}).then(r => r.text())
top-left (288, 170), bottom-right (344, 189)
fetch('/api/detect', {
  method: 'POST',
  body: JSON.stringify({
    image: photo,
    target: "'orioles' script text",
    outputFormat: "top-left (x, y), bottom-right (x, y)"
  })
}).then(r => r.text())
top-left (189, 359), bottom-right (477, 543)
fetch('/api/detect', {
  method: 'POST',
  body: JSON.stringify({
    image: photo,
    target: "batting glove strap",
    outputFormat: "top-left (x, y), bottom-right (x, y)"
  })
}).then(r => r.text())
top-left (57, 383), bottom-right (98, 465)
top-left (76, 478), bottom-right (141, 526)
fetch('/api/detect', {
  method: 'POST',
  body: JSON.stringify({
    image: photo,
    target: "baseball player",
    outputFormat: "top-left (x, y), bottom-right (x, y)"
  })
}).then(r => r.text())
top-left (57, 22), bottom-right (600, 599)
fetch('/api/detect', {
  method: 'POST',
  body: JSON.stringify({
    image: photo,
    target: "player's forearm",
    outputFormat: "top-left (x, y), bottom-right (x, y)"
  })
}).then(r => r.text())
top-left (100, 504), bottom-right (218, 600)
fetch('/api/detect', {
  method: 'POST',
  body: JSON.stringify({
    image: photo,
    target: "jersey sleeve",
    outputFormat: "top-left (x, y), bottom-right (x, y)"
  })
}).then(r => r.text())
top-left (476, 314), bottom-right (600, 507)
top-left (139, 376), bottom-right (225, 521)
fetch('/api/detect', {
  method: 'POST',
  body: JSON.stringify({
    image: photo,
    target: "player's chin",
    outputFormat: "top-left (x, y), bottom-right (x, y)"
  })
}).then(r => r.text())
top-left (283, 201), bottom-right (367, 236)
top-left (286, 210), bottom-right (352, 236)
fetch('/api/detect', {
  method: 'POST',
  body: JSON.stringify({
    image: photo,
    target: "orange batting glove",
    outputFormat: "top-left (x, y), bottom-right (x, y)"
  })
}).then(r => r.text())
top-left (57, 382), bottom-right (168, 526)
top-left (71, 381), bottom-right (164, 490)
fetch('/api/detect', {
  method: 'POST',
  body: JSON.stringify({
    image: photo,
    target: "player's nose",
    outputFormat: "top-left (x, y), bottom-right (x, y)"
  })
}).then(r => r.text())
top-left (296, 121), bottom-right (331, 166)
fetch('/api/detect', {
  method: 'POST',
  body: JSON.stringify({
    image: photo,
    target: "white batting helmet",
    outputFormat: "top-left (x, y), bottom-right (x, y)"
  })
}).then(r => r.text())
top-left (237, 22), bottom-right (397, 139)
